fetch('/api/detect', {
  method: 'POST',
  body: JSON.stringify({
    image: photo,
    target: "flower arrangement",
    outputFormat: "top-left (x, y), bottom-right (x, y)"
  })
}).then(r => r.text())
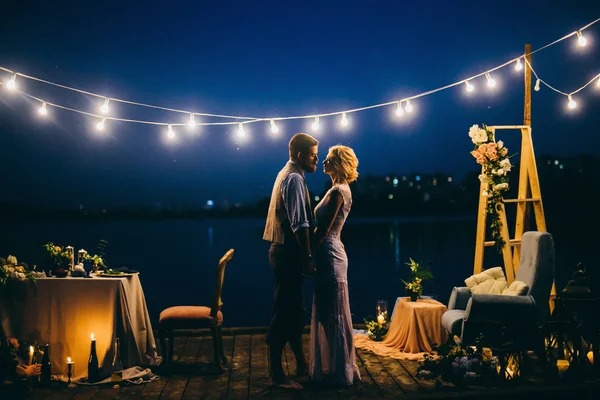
top-left (402, 258), bottom-right (433, 301)
top-left (83, 253), bottom-right (107, 270)
top-left (43, 242), bottom-right (71, 266)
top-left (469, 124), bottom-right (513, 252)
top-left (416, 335), bottom-right (498, 385)
top-left (0, 255), bottom-right (42, 288)
top-left (364, 316), bottom-right (388, 341)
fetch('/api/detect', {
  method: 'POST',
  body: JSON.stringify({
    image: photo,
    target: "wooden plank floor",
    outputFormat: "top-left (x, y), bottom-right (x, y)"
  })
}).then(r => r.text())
top-left (2, 332), bottom-right (600, 400)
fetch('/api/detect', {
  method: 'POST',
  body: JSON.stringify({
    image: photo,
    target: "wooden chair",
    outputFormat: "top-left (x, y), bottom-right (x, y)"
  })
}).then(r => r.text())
top-left (158, 248), bottom-right (234, 374)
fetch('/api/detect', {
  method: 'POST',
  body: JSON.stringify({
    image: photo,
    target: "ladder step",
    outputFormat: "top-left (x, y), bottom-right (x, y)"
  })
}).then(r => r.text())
top-left (484, 239), bottom-right (522, 247)
top-left (503, 198), bottom-right (541, 203)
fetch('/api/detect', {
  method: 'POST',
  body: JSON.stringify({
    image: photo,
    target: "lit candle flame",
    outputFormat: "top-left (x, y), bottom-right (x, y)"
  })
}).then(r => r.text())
top-left (91, 333), bottom-right (95, 341)
top-left (67, 357), bottom-right (72, 363)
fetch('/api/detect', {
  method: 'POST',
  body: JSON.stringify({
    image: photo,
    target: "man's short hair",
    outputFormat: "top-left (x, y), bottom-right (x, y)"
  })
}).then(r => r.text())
top-left (289, 133), bottom-right (319, 160)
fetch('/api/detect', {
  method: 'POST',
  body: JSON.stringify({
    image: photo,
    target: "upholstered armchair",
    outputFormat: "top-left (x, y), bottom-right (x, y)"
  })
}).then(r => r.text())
top-left (441, 231), bottom-right (555, 350)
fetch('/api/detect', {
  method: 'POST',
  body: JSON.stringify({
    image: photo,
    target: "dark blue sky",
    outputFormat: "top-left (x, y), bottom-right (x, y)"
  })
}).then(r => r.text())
top-left (1, 0), bottom-right (599, 209)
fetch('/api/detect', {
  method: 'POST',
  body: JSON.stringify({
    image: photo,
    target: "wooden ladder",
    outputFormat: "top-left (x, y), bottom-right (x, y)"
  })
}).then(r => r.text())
top-left (472, 125), bottom-right (556, 306)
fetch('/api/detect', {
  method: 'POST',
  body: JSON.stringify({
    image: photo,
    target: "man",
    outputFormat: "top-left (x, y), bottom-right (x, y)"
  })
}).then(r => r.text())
top-left (263, 132), bottom-right (319, 389)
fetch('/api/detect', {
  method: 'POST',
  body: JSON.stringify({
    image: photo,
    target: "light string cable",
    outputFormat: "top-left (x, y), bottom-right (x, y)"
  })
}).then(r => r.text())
top-left (1, 16), bottom-right (599, 127)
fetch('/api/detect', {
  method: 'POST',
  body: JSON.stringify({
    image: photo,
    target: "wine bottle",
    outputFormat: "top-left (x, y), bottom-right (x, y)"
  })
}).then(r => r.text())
top-left (111, 338), bottom-right (123, 384)
top-left (40, 344), bottom-right (51, 387)
top-left (88, 336), bottom-right (99, 383)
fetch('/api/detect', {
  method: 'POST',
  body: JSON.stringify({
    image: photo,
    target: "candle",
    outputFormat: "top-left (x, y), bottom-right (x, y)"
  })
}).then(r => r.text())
top-left (588, 351), bottom-right (594, 365)
top-left (67, 357), bottom-right (76, 387)
top-left (91, 333), bottom-right (95, 341)
top-left (557, 360), bottom-right (569, 377)
top-left (28, 346), bottom-right (34, 365)
top-left (377, 313), bottom-right (385, 326)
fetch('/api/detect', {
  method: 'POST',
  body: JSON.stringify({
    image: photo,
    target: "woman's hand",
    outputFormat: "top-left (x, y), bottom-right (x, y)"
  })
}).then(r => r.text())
top-left (17, 364), bottom-right (42, 377)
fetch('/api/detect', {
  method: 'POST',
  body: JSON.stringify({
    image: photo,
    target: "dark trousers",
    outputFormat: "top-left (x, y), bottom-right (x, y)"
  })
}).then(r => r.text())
top-left (266, 242), bottom-right (306, 378)
top-left (266, 243), bottom-right (305, 346)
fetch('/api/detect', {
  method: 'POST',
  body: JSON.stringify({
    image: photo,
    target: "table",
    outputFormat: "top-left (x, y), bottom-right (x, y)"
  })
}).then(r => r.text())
top-left (354, 297), bottom-right (448, 360)
top-left (0, 273), bottom-right (161, 381)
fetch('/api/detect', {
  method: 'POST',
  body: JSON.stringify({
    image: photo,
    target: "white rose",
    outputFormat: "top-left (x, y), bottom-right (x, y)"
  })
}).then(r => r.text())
top-left (478, 174), bottom-right (489, 183)
top-left (482, 190), bottom-right (489, 197)
top-left (474, 128), bottom-right (488, 143)
top-left (497, 140), bottom-right (504, 149)
top-left (493, 182), bottom-right (509, 191)
top-left (500, 158), bottom-right (512, 171)
top-left (7, 255), bottom-right (17, 265)
top-left (468, 124), bottom-right (480, 140)
top-left (496, 168), bottom-right (505, 176)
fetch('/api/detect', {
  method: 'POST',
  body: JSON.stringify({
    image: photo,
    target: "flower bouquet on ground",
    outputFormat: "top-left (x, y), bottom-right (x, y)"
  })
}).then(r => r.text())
top-left (402, 258), bottom-right (433, 301)
top-left (364, 315), bottom-right (389, 341)
top-left (416, 334), bottom-right (498, 386)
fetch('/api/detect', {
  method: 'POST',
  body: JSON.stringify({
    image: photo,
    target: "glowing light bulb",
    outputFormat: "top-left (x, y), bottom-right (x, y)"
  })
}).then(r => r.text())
top-left (405, 100), bottom-right (413, 113)
top-left (237, 123), bottom-right (246, 138)
top-left (188, 113), bottom-right (196, 128)
top-left (270, 119), bottom-right (279, 134)
top-left (577, 31), bottom-right (587, 47)
top-left (38, 102), bottom-right (48, 116)
top-left (464, 80), bottom-right (474, 92)
top-left (515, 58), bottom-right (523, 71)
top-left (96, 118), bottom-right (106, 131)
top-left (567, 95), bottom-right (576, 109)
top-left (6, 74), bottom-right (16, 90)
top-left (311, 117), bottom-right (319, 132)
top-left (395, 102), bottom-right (404, 116)
top-left (167, 124), bottom-right (175, 139)
top-left (340, 112), bottom-right (349, 127)
top-left (534, 79), bottom-right (541, 92)
top-left (485, 73), bottom-right (496, 88)
top-left (100, 98), bottom-right (110, 114)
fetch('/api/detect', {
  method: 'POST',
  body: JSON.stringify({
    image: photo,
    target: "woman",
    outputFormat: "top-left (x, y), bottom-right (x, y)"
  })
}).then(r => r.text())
top-left (309, 145), bottom-right (361, 386)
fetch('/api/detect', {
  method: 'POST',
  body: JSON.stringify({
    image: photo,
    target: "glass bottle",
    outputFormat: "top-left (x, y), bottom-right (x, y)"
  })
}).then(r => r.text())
top-left (88, 336), bottom-right (99, 383)
top-left (111, 338), bottom-right (123, 384)
top-left (40, 344), bottom-right (51, 387)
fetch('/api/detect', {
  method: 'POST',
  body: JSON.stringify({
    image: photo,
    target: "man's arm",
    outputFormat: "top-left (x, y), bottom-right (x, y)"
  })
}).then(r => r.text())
top-left (281, 173), bottom-right (312, 257)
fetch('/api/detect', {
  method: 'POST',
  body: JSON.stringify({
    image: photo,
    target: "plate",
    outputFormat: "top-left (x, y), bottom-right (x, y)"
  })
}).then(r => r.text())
top-left (96, 272), bottom-right (137, 278)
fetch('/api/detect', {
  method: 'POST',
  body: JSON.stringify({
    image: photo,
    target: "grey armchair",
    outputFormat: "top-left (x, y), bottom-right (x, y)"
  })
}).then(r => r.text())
top-left (441, 231), bottom-right (555, 350)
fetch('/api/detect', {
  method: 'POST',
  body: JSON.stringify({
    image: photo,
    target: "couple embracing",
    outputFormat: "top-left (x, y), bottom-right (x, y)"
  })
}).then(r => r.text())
top-left (263, 132), bottom-right (361, 389)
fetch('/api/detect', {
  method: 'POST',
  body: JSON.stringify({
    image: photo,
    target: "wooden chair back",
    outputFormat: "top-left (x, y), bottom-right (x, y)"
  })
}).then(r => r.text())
top-left (210, 249), bottom-right (234, 320)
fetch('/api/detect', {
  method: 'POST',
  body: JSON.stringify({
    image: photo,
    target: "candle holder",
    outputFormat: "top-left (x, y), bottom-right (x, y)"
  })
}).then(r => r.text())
top-left (67, 359), bottom-right (76, 387)
top-left (376, 300), bottom-right (388, 327)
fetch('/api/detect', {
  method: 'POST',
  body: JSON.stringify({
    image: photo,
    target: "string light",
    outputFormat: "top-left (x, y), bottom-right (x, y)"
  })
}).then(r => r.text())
top-left (100, 98), bottom-right (110, 114)
top-left (567, 95), bottom-right (576, 109)
top-left (167, 124), bottom-right (175, 139)
top-left (237, 122), bottom-right (246, 139)
top-left (5, 74), bottom-right (16, 90)
top-left (270, 119), bottom-right (279, 134)
top-left (0, 17), bottom-right (598, 138)
top-left (485, 73), bottom-right (496, 88)
top-left (464, 80), bottom-right (475, 92)
top-left (515, 58), bottom-right (523, 71)
top-left (577, 31), bottom-right (587, 47)
top-left (534, 79), bottom-right (541, 91)
top-left (38, 102), bottom-right (48, 116)
top-left (96, 118), bottom-right (106, 131)
top-left (340, 112), bottom-right (349, 127)
top-left (395, 102), bottom-right (404, 116)
top-left (596, 74), bottom-right (600, 87)
top-left (311, 117), bottom-right (320, 132)
top-left (188, 113), bottom-right (196, 128)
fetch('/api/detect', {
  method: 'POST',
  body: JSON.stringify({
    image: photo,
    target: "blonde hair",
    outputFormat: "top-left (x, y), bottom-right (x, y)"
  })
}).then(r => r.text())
top-left (328, 145), bottom-right (359, 183)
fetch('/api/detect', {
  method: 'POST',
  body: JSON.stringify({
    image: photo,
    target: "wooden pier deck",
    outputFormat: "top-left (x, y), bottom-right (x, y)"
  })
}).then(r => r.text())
top-left (2, 330), bottom-right (599, 399)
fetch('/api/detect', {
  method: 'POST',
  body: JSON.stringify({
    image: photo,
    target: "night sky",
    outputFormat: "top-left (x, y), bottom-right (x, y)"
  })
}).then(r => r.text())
top-left (1, 0), bottom-right (599, 209)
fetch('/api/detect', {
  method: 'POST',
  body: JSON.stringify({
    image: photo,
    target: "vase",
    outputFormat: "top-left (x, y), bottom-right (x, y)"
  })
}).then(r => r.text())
top-left (409, 292), bottom-right (419, 302)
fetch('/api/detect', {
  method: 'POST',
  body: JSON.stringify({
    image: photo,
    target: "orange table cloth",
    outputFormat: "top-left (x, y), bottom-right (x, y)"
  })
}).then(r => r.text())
top-left (354, 297), bottom-right (448, 360)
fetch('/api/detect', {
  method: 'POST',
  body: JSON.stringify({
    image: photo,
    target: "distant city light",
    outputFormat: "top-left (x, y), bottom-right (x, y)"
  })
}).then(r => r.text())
top-left (559, 164), bottom-right (564, 169)
top-left (206, 200), bottom-right (214, 207)
top-left (392, 178), bottom-right (399, 185)
top-left (388, 194), bottom-right (394, 200)
top-left (554, 160), bottom-right (559, 165)
top-left (314, 196), bottom-right (320, 201)
top-left (448, 177), bottom-right (453, 182)
top-left (415, 175), bottom-right (421, 181)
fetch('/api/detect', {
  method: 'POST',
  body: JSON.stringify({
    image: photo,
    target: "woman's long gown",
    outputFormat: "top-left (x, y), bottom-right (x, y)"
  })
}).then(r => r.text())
top-left (309, 183), bottom-right (361, 385)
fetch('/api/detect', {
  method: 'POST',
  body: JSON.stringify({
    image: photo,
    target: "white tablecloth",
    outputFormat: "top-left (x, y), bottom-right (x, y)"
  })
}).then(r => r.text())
top-left (0, 273), bottom-right (160, 380)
